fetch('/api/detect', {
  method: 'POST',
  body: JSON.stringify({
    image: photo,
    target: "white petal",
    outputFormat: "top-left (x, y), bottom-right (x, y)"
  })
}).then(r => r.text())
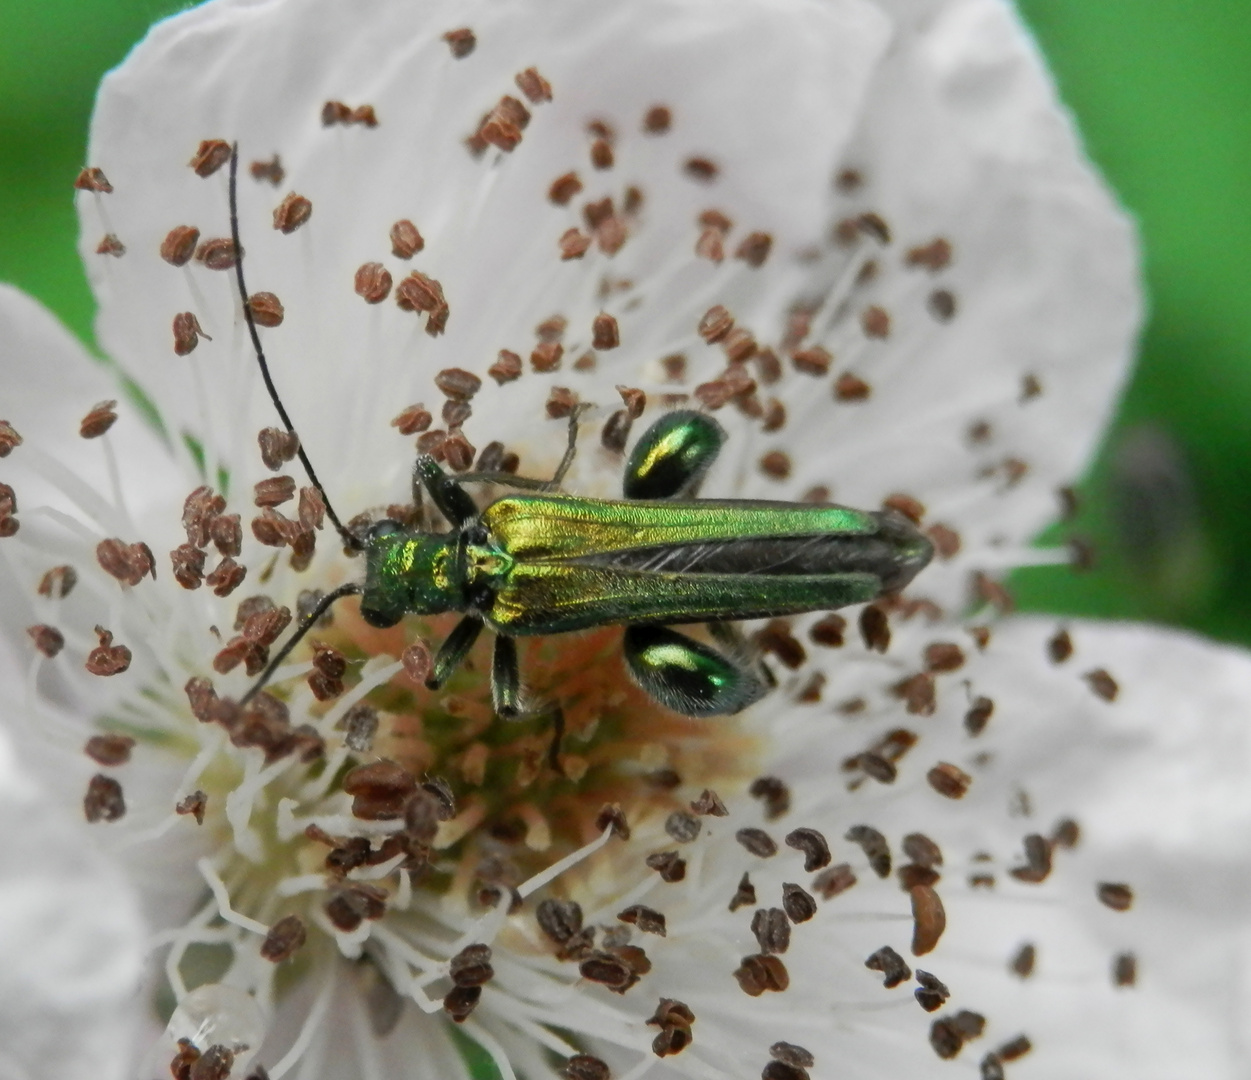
top-left (82, 0), bottom-right (893, 510)
top-left (0, 721), bottom-right (145, 1080)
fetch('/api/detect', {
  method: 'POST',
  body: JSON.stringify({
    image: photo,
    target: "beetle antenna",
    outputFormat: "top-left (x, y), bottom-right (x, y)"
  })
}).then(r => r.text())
top-left (239, 582), bottom-right (363, 706)
top-left (228, 145), bottom-right (364, 552)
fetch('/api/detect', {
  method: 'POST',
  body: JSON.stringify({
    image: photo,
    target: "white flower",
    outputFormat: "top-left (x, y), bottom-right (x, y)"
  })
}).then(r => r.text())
top-left (2, 1), bottom-right (1250, 1079)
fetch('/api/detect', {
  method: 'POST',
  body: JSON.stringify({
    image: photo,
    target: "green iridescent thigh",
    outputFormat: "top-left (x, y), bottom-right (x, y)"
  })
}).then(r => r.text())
top-left (622, 625), bottom-right (770, 717)
top-left (623, 410), bottom-right (726, 499)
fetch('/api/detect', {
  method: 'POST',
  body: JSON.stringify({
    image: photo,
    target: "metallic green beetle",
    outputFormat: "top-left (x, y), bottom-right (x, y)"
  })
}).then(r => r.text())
top-left (228, 150), bottom-right (933, 718)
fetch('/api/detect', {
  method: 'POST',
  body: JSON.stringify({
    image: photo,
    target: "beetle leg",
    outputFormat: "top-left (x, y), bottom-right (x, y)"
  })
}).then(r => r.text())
top-left (707, 619), bottom-right (778, 692)
top-left (542, 402), bottom-right (592, 490)
top-left (457, 404), bottom-right (591, 492)
top-left (623, 410), bottom-right (726, 499)
top-left (491, 634), bottom-right (523, 718)
top-left (414, 455), bottom-right (478, 527)
top-left (622, 624), bottom-right (770, 717)
top-left (426, 615), bottom-right (484, 689)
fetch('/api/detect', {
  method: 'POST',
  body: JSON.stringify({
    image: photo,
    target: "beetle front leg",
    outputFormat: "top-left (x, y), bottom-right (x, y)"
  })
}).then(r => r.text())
top-left (426, 615), bottom-right (483, 689)
top-left (623, 624), bottom-right (770, 717)
top-left (491, 634), bottom-right (523, 718)
top-left (414, 455), bottom-right (478, 528)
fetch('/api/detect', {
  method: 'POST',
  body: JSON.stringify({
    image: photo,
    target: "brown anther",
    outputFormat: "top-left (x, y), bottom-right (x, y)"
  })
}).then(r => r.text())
top-left (728, 872), bottom-right (756, 912)
top-left (1098, 882), bottom-right (1133, 911)
top-left (1021, 373), bottom-right (1043, 401)
top-left (544, 387), bottom-right (578, 420)
top-left (297, 487), bottom-right (325, 533)
top-left (348, 104), bottom-right (378, 127)
top-left (252, 428), bottom-right (297, 472)
top-left (71, 402), bottom-right (115, 443)
top-left (536, 898), bottom-right (583, 945)
top-left (84, 733), bottom-right (135, 766)
top-left (694, 226), bottom-right (724, 262)
top-left (660, 354), bottom-right (687, 383)
top-left (535, 315), bottom-right (567, 342)
top-left (1051, 818), bottom-right (1080, 849)
top-left (781, 882), bottom-right (817, 924)
top-left (487, 349), bottom-right (523, 384)
top-left (272, 192), bottom-right (312, 234)
top-left (37, 565), bottom-right (77, 599)
top-left (531, 341), bottom-right (564, 372)
top-left (579, 951), bottom-right (638, 994)
top-left (719, 331), bottom-right (756, 368)
top-left (684, 157), bottom-right (718, 182)
top-left (842, 825), bottom-right (889, 878)
top-left (251, 477), bottom-right (297, 515)
top-left (927, 762), bottom-right (971, 799)
top-left (563, 1055), bottom-right (610, 1080)
top-left (175, 790), bottom-right (207, 824)
top-left (769, 1042), bottom-right (814, 1069)
top-left (195, 238), bottom-right (239, 271)
top-left (833, 372), bottom-right (871, 402)
top-left (1084, 668), bottom-right (1119, 701)
top-left (1113, 951), bottom-right (1137, 987)
top-left (355, 262), bottom-right (393, 303)
top-left (859, 604), bottom-right (890, 652)
top-left (753, 620), bottom-right (805, 670)
top-left (442, 985), bottom-right (481, 1022)
top-left (449, 943), bottom-right (494, 988)
top-left (387, 219), bottom-right (424, 260)
top-left (85, 624), bottom-right (131, 676)
top-left (172, 311), bottom-right (210, 355)
top-left (205, 556), bottom-right (245, 599)
top-left (595, 214), bottom-right (628, 255)
top-left (758, 398), bottom-right (785, 433)
top-left (95, 233), bottom-right (125, 257)
top-left (260, 914), bottom-right (307, 963)
top-left (549, 172), bottom-right (583, 206)
top-left (759, 450), bottom-right (791, 480)
top-left (749, 775), bottom-right (790, 820)
top-left (808, 613), bottom-right (845, 648)
top-left (910, 885), bottom-right (946, 956)
top-left (207, 514), bottom-right (240, 557)
top-left (690, 789), bottom-right (728, 817)
top-left (636, 103), bottom-right (671, 133)
top-left (251, 154), bottom-right (284, 184)
top-left (618, 905), bottom-right (666, 936)
top-left (698, 305), bottom-right (733, 344)
top-left (1011, 942), bottom-right (1036, 978)
top-left (925, 522), bottom-right (960, 560)
top-left (343, 760), bottom-right (416, 820)
top-left (591, 313), bottom-right (619, 350)
top-left (27, 624), bottom-right (64, 657)
top-left (513, 66), bottom-right (552, 103)
top-left (861, 305), bottom-right (890, 338)
top-left (967, 625), bottom-right (991, 651)
top-left (589, 138), bottom-right (614, 170)
top-left (645, 851), bottom-right (685, 882)
top-left (734, 954), bottom-right (788, 996)
top-left (751, 908), bottom-right (790, 954)
top-left (726, 231), bottom-right (771, 268)
top-left (596, 803), bottom-right (630, 839)
top-left (416, 430), bottom-right (447, 458)
top-left (906, 238), bottom-right (952, 271)
top-left (1009, 834), bottom-right (1053, 884)
top-left (788, 346), bottom-right (830, 377)
top-left (659, 811), bottom-right (700, 844)
top-left (321, 101), bottom-right (352, 125)
top-left (812, 863), bottom-right (857, 899)
top-left (188, 139), bottom-right (231, 177)
top-left (865, 945), bottom-right (911, 988)
top-left (924, 642), bottom-right (965, 673)
top-left (928, 288), bottom-right (957, 321)
top-left (443, 27), bottom-right (475, 56)
top-left (442, 432), bottom-right (475, 472)
top-left (434, 367), bottom-right (483, 401)
top-left (784, 828), bottom-right (831, 872)
top-left (395, 270), bottom-right (446, 313)
top-left (84, 774), bottom-right (125, 822)
top-left (735, 828), bottom-right (777, 859)
top-left (74, 167), bottom-right (113, 193)
top-left (396, 640), bottom-right (433, 685)
top-left (973, 571), bottom-right (1014, 613)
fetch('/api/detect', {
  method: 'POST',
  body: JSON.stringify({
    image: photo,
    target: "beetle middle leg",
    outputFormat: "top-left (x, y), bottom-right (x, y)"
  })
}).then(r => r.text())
top-left (622, 623), bottom-right (770, 717)
top-left (426, 615), bottom-right (484, 689)
top-left (458, 404), bottom-right (592, 492)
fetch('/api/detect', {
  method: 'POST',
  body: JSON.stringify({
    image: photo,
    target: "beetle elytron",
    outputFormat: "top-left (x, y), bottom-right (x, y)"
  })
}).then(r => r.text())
top-left (227, 149), bottom-right (933, 719)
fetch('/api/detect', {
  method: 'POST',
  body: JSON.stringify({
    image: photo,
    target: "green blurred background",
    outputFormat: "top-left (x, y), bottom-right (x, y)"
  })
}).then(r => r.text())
top-left (2, 0), bottom-right (1249, 644)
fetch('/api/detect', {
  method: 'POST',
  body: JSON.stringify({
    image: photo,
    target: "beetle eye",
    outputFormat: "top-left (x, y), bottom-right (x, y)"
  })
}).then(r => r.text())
top-left (367, 518), bottom-right (403, 541)
top-left (359, 604), bottom-right (402, 629)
